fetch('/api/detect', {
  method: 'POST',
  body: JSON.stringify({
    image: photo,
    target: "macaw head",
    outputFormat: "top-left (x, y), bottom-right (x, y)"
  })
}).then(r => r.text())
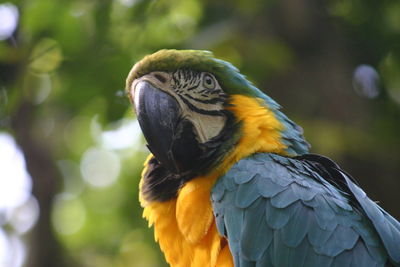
top-left (126, 49), bottom-right (309, 201)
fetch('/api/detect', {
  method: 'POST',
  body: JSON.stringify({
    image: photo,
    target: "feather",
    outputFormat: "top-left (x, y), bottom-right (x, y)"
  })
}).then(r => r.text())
top-left (223, 206), bottom-right (243, 254)
top-left (315, 225), bottom-right (359, 257)
top-left (234, 171), bottom-right (257, 184)
top-left (291, 182), bottom-right (316, 201)
top-left (312, 195), bottom-right (337, 231)
top-left (211, 178), bottom-right (226, 202)
top-left (281, 202), bottom-right (312, 247)
top-left (331, 250), bottom-right (353, 267)
top-left (331, 197), bottom-right (353, 211)
top-left (235, 180), bottom-right (261, 209)
top-left (303, 250), bottom-right (333, 267)
top-left (223, 174), bottom-right (237, 191)
top-left (285, 237), bottom-right (310, 267)
top-left (344, 174), bottom-right (400, 263)
top-left (265, 199), bottom-right (293, 229)
top-left (306, 211), bottom-right (333, 248)
top-left (256, 174), bottom-right (286, 198)
top-left (214, 212), bottom-right (226, 237)
top-left (364, 243), bottom-right (387, 264)
top-left (351, 240), bottom-right (378, 267)
top-left (239, 258), bottom-right (255, 267)
top-left (270, 187), bottom-right (299, 208)
top-left (351, 218), bottom-right (381, 247)
top-left (273, 231), bottom-right (309, 267)
top-left (240, 198), bottom-right (272, 261)
top-left (333, 225), bottom-right (359, 250)
top-left (255, 244), bottom-right (273, 267)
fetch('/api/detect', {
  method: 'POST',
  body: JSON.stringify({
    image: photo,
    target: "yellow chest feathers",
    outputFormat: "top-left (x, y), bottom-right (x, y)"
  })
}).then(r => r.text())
top-left (140, 171), bottom-right (233, 267)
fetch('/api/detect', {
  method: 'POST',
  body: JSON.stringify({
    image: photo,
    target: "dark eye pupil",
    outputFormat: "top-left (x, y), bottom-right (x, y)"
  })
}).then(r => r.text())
top-left (203, 74), bottom-right (215, 89)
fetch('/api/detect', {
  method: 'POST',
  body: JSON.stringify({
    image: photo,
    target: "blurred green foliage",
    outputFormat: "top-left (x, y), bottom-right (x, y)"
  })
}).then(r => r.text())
top-left (1, 0), bottom-right (400, 267)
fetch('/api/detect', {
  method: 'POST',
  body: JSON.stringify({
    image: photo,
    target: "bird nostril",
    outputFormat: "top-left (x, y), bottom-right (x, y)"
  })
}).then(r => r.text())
top-left (154, 74), bottom-right (167, 83)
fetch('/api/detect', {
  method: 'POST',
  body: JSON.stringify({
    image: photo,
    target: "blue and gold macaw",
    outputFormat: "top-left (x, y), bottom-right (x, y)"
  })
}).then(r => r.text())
top-left (126, 49), bottom-right (400, 267)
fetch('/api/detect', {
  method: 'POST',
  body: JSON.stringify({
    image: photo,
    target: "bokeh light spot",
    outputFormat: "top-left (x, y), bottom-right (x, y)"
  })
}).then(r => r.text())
top-left (101, 119), bottom-right (143, 150)
top-left (52, 194), bottom-right (86, 235)
top-left (0, 3), bottom-right (18, 40)
top-left (0, 133), bottom-right (32, 214)
top-left (0, 230), bottom-right (8, 265)
top-left (118, 0), bottom-right (137, 8)
top-left (80, 147), bottom-right (121, 188)
top-left (353, 64), bottom-right (380, 99)
top-left (32, 73), bottom-right (52, 104)
top-left (9, 196), bottom-right (39, 235)
top-left (0, 230), bottom-right (26, 267)
top-left (29, 38), bottom-right (63, 73)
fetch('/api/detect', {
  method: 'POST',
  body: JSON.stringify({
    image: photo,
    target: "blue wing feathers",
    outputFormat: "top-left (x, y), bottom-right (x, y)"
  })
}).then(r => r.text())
top-left (303, 249), bottom-right (334, 267)
top-left (211, 153), bottom-right (399, 266)
top-left (214, 211), bottom-right (226, 237)
top-left (234, 171), bottom-right (256, 184)
top-left (272, 228), bottom-right (290, 267)
top-left (284, 237), bottom-right (310, 267)
top-left (256, 175), bottom-right (286, 198)
top-left (365, 242), bottom-right (388, 263)
top-left (211, 178), bottom-right (225, 202)
top-left (381, 208), bottom-right (400, 233)
top-left (223, 172), bottom-right (237, 191)
top-left (331, 249), bottom-right (353, 267)
top-left (240, 198), bottom-right (272, 261)
top-left (265, 200), bottom-right (292, 229)
top-left (223, 206), bottom-right (242, 253)
top-left (270, 187), bottom-right (299, 208)
top-left (312, 195), bottom-right (338, 231)
top-left (332, 225), bottom-right (359, 251)
top-left (330, 196), bottom-right (353, 211)
top-left (290, 183), bottom-right (315, 201)
top-left (235, 181), bottom-right (261, 209)
top-left (315, 226), bottom-right (356, 257)
top-left (239, 258), bottom-right (255, 267)
top-left (306, 215), bottom-right (333, 248)
top-left (255, 244), bottom-right (274, 267)
top-left (351, 241), bottom-right (377, 267)
top-left (343, 173), bottom-right (400, 263)
top-left (281, 202), bottom-right (311, 247)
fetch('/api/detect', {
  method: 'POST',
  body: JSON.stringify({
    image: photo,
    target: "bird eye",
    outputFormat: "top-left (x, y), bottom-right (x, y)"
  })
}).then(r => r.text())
top-left (203, 73), bottom-right (216, 90)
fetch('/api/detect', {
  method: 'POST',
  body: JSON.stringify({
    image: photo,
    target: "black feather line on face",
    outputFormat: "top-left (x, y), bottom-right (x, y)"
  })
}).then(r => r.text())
top-left (177, 94), bottom-right (225, 116)
top-left (183, 93), bottom-right (226, 104)
top-left (141, 108), bottom-right (241, 202)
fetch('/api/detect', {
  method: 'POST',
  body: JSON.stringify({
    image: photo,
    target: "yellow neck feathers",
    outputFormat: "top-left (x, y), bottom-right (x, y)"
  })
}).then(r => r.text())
top-left (139, 95), bottom-right (288, 267)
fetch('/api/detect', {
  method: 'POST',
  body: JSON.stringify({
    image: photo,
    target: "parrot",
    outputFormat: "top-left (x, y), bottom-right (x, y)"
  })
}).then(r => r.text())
top-left (125, 49), bottom-right (400, 267)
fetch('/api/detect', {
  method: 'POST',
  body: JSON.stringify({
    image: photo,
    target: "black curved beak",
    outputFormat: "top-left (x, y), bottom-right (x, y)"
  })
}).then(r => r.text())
top-left (134, 81), bottom-right (181, 173)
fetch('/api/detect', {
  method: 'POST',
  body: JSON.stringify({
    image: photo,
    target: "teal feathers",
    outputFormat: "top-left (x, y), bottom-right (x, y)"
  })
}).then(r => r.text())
top-left (212, 153), bottom-right (400, 266)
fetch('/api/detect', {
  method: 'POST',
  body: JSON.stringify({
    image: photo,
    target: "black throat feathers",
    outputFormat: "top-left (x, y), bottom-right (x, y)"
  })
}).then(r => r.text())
top-left (141, 110), bottom-right (241, 202)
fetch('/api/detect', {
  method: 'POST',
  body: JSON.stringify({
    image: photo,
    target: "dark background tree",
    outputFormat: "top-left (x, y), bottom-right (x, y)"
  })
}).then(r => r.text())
top-left (0, 0), bottom-right (399, 266)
